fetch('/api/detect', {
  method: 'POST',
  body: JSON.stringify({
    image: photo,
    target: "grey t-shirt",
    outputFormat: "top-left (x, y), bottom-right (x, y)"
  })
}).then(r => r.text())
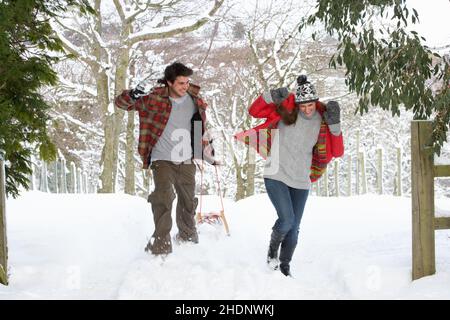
top-left (263, 111), bottom-right (322, 189)
top-left (151, 94), bottom-right (196, 162)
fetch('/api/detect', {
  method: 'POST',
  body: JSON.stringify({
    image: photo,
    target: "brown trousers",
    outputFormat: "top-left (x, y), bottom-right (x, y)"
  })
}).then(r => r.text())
top-left (146, 160), bottom-right (198, 255)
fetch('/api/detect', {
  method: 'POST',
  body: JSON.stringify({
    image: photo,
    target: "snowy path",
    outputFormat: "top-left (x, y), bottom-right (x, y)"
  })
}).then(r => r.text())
top-left (1, 191), bottom-right (450, 299)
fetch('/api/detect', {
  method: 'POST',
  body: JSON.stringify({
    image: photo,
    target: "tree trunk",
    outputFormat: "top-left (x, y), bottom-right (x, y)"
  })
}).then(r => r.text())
top-left (96, 1), bottom-right (117, 193)
top-left (0, 150), bottom-right (8, 285)
top-left (235, 165), bottom-right (245, 201)
top-left (125, 112), bottom-right (136, 195)
top-left (97, 70), bottom-right (115, 193)
top-left (115, 45), bottom-right (135, 195)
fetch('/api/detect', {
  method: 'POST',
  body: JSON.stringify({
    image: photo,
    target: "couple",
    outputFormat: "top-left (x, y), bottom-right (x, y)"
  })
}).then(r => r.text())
top-left (115, 62), bottom-right (344, 277)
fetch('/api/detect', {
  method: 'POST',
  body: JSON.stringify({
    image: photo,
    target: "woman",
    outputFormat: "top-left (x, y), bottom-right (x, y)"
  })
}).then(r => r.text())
top-left (235, 75), bottom-right (344, 277)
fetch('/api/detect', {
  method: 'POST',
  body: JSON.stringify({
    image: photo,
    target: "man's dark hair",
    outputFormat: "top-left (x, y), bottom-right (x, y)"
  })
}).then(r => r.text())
top-left (160, 62), bottom-right (193, 84)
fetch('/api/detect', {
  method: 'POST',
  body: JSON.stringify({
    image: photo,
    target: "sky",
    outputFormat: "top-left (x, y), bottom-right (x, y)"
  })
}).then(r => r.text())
top-left (235, 0), bottom-right (450, 48)
top-left (406, 0), bottom-right (450, 47)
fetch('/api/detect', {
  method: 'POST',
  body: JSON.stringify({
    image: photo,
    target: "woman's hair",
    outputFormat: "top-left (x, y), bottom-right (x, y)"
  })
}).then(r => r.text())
top-left (276, 101), bottom-right (325, 125)
top-left (276, 104), bottom-right (299, 125)
top-left (158, 62), bottom-right (193, 85)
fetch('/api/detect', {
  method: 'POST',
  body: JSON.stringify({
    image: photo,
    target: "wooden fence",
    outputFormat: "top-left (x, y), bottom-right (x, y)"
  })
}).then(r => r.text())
top-left (311, 145), bottom-right (403, 197)
top-left (411, 121), bottom-right (450, 280)
top-left (30, 158), bottom-right (95, 194)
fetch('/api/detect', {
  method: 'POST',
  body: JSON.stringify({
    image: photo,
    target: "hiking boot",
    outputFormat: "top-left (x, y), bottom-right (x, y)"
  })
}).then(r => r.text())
top-left (267, 246), bottom-right (279, 270)
top-left (280, 263), bottom-right (292, 277)
top-left (266, 230), bottom-right (284, 270)
top-left (174, 233), bottom-right (199, 245)
top-left (144, 237), bottom-right (172, 255)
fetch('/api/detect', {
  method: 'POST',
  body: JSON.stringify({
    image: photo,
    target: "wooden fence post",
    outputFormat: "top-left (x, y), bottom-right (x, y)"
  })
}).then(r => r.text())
top-left (360, 151), bottom-right (367, 194)
top-left (39, 161), bottom-right (49, 193)
top-left (323, 169), bottom-right (329, 197)
top-left (76, 167), bottom-right (82, 194)
top-left (70, 162), bottom-right (77, 193)
top-left (396, 147), bottom-right (403, 196)
top-left (52, 160), bottom-right (59, 194)
top-left (356, 131), bottom-right (360, 195)
top-left (316, 179), bottom-right (321, 196)
top-left (347, 155), bottom-right (352, 196)
top-left (28, 156), bottom-right (35, 191)
top-left (411, 121), bottom-right (435, 280)
top-left (82, 172), bottom-right (88, 194)
top-left (0, 149), bottom-right (8, 285)
top-left (60, 159), bottom-right (68, 193)
top-left (334, 160), bottom-right (340, 197)
top-left (377, 147), bottom-right (383, 195)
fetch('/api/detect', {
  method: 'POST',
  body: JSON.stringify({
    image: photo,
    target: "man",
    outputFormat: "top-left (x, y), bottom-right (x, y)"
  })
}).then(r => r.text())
top-left (115, 62), bottom-right (216, 256)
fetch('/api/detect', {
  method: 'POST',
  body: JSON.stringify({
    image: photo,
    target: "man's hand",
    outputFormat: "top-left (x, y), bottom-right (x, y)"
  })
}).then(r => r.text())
top-left (129, 83), bottom-right (146, 100)
top-left (324, 101), bottom-right (340, 125)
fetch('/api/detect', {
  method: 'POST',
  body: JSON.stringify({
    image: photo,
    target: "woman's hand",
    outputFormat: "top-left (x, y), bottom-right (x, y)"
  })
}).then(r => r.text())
top-left (324, 101), bottom-right (341, 136)
top-left (263, 87), bottom-right (289, 105)
top-left (324, 101), bottom-right (340, 125)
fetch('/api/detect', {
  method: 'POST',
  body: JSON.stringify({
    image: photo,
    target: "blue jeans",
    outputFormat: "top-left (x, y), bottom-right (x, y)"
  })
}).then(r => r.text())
top-left (264, 178), bottom-right (309, 266)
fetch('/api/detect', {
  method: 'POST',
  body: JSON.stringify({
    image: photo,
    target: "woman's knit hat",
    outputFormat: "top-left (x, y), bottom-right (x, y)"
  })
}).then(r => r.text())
top-left (295, 75), bottom-right (319, 104)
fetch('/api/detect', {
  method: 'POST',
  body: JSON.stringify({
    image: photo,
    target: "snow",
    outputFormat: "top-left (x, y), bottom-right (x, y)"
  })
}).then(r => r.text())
top-left (436, 203), bottom-right (450, 218)
top-left (1, 191), bottom-right (449, 300)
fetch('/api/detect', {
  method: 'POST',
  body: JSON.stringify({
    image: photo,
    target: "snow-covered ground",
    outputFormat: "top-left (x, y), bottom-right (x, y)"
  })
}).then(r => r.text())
top-left (0, 191), bottom-right (449, 300)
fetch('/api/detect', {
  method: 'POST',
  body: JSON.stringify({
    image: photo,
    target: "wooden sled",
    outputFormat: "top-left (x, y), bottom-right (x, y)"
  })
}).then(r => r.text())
top-left (195, 162), bottom-right (230, 236)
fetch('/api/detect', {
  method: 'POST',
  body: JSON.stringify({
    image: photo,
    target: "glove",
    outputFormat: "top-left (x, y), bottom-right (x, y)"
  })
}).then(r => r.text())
top-left (324, 101), bottom-right (341, 136)
top-left (324, 101), bottom-right (340, 125)
top-left (263, 87), bottom-right (289, 105)
top-left (270, 87), bottom-right (289, 105)
top-left (129, 83), bottom-right (146, 100)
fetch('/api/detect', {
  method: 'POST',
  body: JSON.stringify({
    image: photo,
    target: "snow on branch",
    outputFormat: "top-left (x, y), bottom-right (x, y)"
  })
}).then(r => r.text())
top-left (127, 0), bottom-right (224, 45)
top-left (50, 20), bottom-right (100, 68)
top-left (125, 0), bottom-right (186, 23)
top-left (51, 111), bottom-right (104, 138)
top-left (58, 77), bottom-right (97, 97)
top-left (53, 18), bottom-right (93, 47)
